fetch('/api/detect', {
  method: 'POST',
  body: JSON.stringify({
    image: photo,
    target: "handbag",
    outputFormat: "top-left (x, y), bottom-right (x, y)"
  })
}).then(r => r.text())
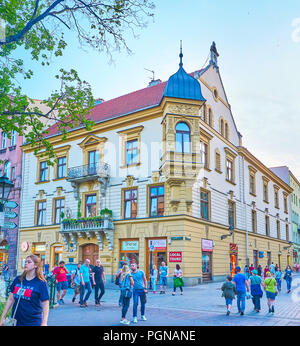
top-left (124, 288), bottom-right (132, 299)
top-left (4, 282), bottom-right (22, 327)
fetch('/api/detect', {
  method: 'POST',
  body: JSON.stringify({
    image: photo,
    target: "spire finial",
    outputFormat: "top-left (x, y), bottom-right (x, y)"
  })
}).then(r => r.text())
top-left (179, 40), bottom-right (183, 68)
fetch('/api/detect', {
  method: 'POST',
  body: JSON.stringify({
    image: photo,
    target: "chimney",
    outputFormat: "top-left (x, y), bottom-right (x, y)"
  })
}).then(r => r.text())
top-left (148, 79), bottom-right (162, 87)
top-left (94, 98), bottom-right (104, 105)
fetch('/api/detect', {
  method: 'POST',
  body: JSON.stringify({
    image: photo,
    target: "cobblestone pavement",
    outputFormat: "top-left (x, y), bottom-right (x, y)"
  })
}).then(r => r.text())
top-left (47, 274), bottom-right (300, 326)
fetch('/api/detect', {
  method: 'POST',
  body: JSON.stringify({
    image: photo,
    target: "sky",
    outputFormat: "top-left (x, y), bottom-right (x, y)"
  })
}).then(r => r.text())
top-left (16, 0), bottom-right (300, 179)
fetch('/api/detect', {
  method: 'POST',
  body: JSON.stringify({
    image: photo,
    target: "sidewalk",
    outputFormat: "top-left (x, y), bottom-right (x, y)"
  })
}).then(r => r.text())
top-left (47, 274), bottom-right (300, 326)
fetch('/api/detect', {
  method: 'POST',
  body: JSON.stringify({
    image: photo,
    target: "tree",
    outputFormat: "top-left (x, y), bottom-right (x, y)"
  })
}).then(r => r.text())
top-left (0, 0), bottom-right (155, 161)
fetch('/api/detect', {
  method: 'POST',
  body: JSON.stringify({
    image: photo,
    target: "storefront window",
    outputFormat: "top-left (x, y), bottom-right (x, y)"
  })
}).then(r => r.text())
top-left (120, 240), bottom-right (139, 266)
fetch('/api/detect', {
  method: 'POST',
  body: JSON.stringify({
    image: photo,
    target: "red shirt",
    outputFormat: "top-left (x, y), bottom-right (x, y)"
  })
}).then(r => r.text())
top-left (53, 266), bottom-right (68, 282)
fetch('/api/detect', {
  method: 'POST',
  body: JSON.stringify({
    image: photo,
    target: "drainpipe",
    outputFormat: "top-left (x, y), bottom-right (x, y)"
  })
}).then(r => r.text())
top-left (242, 156), bottom-right (249, 266)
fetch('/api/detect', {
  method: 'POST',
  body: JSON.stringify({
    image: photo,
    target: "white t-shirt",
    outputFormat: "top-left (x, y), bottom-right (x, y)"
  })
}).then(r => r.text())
top-left (174, 269), bottom-right (182, 277)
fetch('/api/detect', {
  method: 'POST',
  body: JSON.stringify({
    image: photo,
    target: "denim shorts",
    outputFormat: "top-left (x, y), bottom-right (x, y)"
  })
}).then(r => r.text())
top-left (266, 291), bottom-right (276, 300)
top-left (160, 277), bottom-right (167, 286)
top-left (57, 281), bottom-right (68, 291)
top-left (225, 298), bottom-right (233, 305)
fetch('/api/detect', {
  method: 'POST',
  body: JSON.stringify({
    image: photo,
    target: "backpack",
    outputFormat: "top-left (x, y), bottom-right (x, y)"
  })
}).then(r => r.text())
top-left (115, 271), bottom-right (121, 286)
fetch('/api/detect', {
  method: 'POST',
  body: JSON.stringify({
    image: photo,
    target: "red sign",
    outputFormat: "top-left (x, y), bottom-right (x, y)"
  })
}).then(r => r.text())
top-left (230, 243), bottom-right (238, 255)
top-left (169, 251), bottom-right (182, 263)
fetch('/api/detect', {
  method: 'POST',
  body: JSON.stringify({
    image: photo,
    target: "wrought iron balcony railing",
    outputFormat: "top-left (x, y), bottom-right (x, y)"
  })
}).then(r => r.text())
top-left (67, 162), bottom-right (110, 181)
top-left (61, 216), bottom-right (114, 233)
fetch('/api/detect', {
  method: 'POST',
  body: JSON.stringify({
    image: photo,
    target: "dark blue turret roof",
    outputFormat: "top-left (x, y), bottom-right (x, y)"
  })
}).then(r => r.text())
top-left (162, 48), bottom-right (206, 102)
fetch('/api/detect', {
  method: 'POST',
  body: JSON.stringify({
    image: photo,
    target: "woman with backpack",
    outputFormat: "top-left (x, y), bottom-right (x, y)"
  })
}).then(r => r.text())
top-left (262, 271), bottom-right (278, 314)
top-left (248, 270), bottom-right (263, 312)
top-left (119, 264), bottom-right (134, 325)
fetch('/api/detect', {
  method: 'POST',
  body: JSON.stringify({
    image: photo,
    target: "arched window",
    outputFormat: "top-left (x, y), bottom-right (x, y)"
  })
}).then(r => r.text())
top-left (208, 108), bottom-right (212, 127)
top-left (225, 122), bottom-right (229, 139)
top-left (220, 118), bottom-right (224, 136)
top-left (175, 122), bottom-right (191, 153)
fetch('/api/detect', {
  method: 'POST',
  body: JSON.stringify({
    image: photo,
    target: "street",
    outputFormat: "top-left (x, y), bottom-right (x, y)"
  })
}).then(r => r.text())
top-left (47, 275), bottom-right (300, 326)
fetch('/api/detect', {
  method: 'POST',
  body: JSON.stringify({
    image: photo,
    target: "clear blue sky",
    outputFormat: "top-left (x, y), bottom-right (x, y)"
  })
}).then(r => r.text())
top-left (17, 0), bottom-right (300, 178)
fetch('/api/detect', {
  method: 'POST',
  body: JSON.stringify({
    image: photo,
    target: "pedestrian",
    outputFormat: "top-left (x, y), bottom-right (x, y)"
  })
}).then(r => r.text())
top-left (293, 262), bottom-right (297, 272)
top-left (249, 263), bottom-right (254, 275)
top-left (269, 262), bottom-right (275, 277)
top-left (71, 262), bottom-right (82, 303)
top-left (284, 265), bottom-right (293, 293)
top-left (232, 266), bottom-right (250, 316)
top-left (172, 264), bottom-right (184, 296)
top-left (119, 264), bottom-right (134, 325)
top-left (92, 259), bottom-right (106, 306)
top-left (248, 269), bottom-right (263, 313)
top-left (79, 259), bottom-right (92, 307)
top-left (257, 264), bottom-right (262, 277)
top-left (262, 271), bottom-right (277, 313)
top-left (2, 263), bottom-right (8, 281)
top-left (150, 264), bottom-right (158, 294)
top-left (115, 261), bottom-right (126, 306)
top-left (159, 261), bottom-right (169, 294)
top-left (263, 265), bottom-right (269, 279)
top-left (244, 265), bottom-right (249, 279)
top-left (297, 263), bottom-right (300, 273)
top-left (275, 267), bottom-right (282, 292)
top-left (44, 261), bottom-right (49, 277)
top-left (275, 263), bottom-right (279, 272)
top-left (53, 261), bottom-right (69, 305)
top-left (0, 255), bottom-right (49, 326)
top-left (221, 275), bottom-right (236, 316)
top-left (131, 261), bottom-right (147, 323)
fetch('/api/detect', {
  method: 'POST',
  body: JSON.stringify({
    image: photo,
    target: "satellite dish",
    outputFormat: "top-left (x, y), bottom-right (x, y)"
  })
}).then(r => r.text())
top-left (65, 207), bottom-right (73, 219)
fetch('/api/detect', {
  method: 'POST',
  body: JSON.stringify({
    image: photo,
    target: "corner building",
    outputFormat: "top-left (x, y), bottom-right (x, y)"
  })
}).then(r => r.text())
top-left (18, 43), bottom-right (293, 284)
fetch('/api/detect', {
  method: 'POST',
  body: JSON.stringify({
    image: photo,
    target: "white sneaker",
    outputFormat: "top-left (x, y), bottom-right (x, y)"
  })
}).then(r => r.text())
top-left (141, 315), bottom-right (147, 321)
top-left (132, 317), bottom-right (138, 323)
top-left (120, 319), bottom-right (130, 325)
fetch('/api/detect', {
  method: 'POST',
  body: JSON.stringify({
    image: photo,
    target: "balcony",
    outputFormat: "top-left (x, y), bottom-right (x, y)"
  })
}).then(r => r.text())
top-left (67, 162), bottom-right (110, 183)
top-left (60, 215), bottom-right (114, 251)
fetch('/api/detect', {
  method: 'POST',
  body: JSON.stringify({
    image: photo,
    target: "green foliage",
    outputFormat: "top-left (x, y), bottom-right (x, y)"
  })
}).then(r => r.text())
top-left (0, 0), bottom-right (155, 161)
top-left (100, 208), bottom-right (113, 217)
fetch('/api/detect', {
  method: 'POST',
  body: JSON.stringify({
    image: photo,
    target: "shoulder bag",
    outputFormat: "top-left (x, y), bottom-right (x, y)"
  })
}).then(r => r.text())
top-left (4, 282), bottom-right (23, 326)
top-left (123, 274), bottom-right (132, 299)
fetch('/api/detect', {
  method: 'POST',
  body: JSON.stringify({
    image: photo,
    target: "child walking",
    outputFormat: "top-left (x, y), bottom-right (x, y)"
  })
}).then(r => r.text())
top-left (221, 275), bottom-right (236, 315)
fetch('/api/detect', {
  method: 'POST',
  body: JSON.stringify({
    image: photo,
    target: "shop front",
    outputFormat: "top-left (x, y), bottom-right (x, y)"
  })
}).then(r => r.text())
top-left (119, 239), bottom-right (139, 266)
top-left (146, 238), bottom-right (167, 279)
top-left (230, 243), bottom-right (238, 277)
top-left (51, 245), bottom-right (64, 268)
top-left (32, 243), bottom-right (46, 268)
top-left (0, 240), bottom-right (8, 274)
top-left (202, 239), bottom-right (213, 282)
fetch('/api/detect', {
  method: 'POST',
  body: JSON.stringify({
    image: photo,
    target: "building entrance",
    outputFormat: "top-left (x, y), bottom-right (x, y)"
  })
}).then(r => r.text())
top-left (82, 244), bottom-right (99, 266)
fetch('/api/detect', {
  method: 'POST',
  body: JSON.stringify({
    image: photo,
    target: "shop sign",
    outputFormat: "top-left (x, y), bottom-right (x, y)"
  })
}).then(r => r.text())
top-left (202, 239), bottom-right (213, 252)
top-left (55, 247), bottom-right (63, 253)
top-left (35, 244), bottom-right (46, 252)
top-left (259, 251), bottom-right (264, 258)
top-left (0, 245), bottom-right (8, 251)
top-left (169, 251), bottom-right (182, 262)
top-left (121, 240), bottom-right (139, 251)
top-left (21, 241), bottom-right (29, 252)
top-left (148, 239), bottom-right (167, 250)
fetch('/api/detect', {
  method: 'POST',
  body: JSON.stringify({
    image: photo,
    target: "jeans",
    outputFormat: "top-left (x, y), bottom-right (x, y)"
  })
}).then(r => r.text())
top-left (95, 281), bottom-right (105, 303)
top-left (133, 289), bottom-right (146, 317)
top-left (151, 278), bottom-right (156, 292)
top-left (276, 278), bottom-right (282, 291)
top-left (80, 281), bottom-right (92, 305)
top-left (173, 286), bottom-right (183, 293)
top-left (252, 295), bottom-right (261, 310)
top-left (236, 291), bottom-right (246, 312)
top-left (121, 291), bottom-right (131, 319)
top-left (286, 277), bottom-right (292, 291)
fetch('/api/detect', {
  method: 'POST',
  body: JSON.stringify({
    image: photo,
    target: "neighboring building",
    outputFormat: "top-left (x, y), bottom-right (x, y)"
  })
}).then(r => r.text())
top-left (0, 100), bottom-right (55, 277)
top-left (270, 166), bottom-right (300, 265)
top-left (17, 43), bottom-right (293, 284)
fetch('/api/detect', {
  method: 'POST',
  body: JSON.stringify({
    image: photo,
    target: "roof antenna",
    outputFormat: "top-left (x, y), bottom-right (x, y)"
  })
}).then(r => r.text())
top-left (179, 40), bottom-right (183, 68)
top-left (144, 68), bottom-right (155, 82)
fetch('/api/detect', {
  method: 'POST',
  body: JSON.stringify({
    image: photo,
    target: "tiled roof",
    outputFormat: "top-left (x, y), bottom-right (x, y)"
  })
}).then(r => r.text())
top-left (44, 70), bottom-right (204, 138)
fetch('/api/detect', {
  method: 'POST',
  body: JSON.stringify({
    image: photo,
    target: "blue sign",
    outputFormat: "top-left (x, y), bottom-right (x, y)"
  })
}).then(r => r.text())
top-left (259, 251), bottom-right (264, 258)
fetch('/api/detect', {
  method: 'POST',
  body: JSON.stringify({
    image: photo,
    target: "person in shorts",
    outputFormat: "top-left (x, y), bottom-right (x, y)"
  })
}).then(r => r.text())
top-left (221, 275), bottom-right (236, 315)
top-left (71, 262), bottom-right (82, 303)
top-left (53, 261), bottom-right (69, 305)
top-left (159, 262), bottom-right (169, 294)
top-left (263, 271), bottom-right (277, 313)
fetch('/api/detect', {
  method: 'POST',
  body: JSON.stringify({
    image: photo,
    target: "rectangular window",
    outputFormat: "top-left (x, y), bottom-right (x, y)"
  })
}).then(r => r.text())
top-left (54, 198), bottom-right (65, 224)
top-left (200, 190), bottom-right (210, 220)
top-left (249, 175), bottom-right (255, 195)
top-left (57, 156), bottom-right (67, 179)
top-left (88, 150), bottom-right (99, 174)
top-left (215, 152), bottom-right (221, 172)
top-left (85, 194), bottom-right (97, 217)
top-left (2, 133), bottom-right (7, 149)
top-left (251, 210), bottom-right (257, 233)
top-left (11, 131), bottom-right (16, 146)
top-left (126, 140), bottom-right (138, 166)
top-left (11, 167), bottom-right (15, 180)
top-left (286, 224), bottom-right (289, 241)
top-left (226, 159), bottom-right (233, 182)
top-left (277, 220), bottom-right (280, 239)
top-left (283, 195), bottom-right (288, 213)
top-left (274, 190), bottom-right (279, 209)
top-left (37, 201), bottom-right (46, 226)
top-left (265, 215), bottom-right (270, 236)
top-left (39, 161), bottom-right (48, 182)
top-left (200, 142), bottom-right (208, 168)
top-left (263, 182), bottom-right (268, 202)
top-left (228, 201), bottom-right (235, 229)
top-left (124, 189), bottom-right (138, 219)
top-left (149, 186), bottom-right (164, 217)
